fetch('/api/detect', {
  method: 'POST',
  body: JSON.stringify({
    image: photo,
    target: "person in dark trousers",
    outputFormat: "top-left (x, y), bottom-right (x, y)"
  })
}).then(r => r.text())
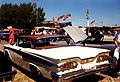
top-left (14, 31), bottom-right (19, 43)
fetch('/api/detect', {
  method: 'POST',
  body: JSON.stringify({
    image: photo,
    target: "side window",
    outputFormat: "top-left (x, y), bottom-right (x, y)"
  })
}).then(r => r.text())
top-left (35, 39), bottom-right (50, 47)
top-left (18, 39), bottom-right (24, 45)
top-left (50, 37), bottom-right (68, 46)
top-left (18, 38), bottom-right (32, 48)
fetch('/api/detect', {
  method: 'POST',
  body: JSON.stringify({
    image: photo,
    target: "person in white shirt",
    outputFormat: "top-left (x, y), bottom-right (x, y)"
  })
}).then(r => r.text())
top-left (113, 30), bottom-right (120, 75)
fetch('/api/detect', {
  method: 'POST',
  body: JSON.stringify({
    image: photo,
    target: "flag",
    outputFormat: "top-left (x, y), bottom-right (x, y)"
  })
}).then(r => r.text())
top-left (52, 17), bottom-right (58, 22)
top-left (57, 15), bottom-right (65, 21)
top-left (90, 20), bottom-right (95, 27)
top-left (63, 13), bottom-right (71, 21)
top-left (52, 17), bottom-right (55, 22)
top-left (57, 13), bottom-right (71, 21)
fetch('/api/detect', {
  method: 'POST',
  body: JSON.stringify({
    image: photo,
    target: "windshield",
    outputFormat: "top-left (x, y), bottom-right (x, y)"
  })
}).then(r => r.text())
top-left (34, 37), bottom-right (70, 47)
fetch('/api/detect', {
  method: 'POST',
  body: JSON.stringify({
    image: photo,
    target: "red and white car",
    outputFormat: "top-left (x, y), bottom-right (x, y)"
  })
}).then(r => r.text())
top-left (3, 26), bottom-right (112, 82)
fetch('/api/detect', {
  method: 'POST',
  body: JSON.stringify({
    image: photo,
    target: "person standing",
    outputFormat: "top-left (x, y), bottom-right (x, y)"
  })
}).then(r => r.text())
top-left (113, 30), bottom-right (120, 75)
top-left (14, 31), bottom-right (19, 43)
top-left (8, 31), bottom-right (14, 45)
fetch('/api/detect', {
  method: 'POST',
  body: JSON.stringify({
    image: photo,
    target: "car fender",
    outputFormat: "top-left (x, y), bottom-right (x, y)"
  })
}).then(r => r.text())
top-left (29, 63), bottom-right (51, 79)
top-left (4, 49), bottom-right (12, 61)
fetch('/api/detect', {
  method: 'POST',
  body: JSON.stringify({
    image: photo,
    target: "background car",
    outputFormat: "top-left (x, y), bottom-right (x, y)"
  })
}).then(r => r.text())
top-left (0, 30), bottom-right (9, 41)
top-left (63, 26), bottom-right (115, 54)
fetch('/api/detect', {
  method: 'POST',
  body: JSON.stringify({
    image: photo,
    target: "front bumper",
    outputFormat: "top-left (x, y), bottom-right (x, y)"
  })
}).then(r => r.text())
top-left (51, 64), bottom-right (111, 81)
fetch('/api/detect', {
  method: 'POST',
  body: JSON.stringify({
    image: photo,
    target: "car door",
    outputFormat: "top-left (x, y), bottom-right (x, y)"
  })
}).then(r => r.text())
top-left (9, 37), bottom-right (32, 70)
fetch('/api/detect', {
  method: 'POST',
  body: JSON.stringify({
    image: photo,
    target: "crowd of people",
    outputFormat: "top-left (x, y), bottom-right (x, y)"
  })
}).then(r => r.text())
top-left (31, 27), bottom-right (66, 35)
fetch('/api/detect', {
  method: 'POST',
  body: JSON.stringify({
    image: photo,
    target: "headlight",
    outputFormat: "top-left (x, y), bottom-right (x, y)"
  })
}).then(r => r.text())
top-left (60, 61), bottom-right (78, 72)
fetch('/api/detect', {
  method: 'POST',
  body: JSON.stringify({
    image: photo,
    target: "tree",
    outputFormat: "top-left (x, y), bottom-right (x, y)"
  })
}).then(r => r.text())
top-left (0, 3), bottom-right (46, 29)
top-left (31, 3), bottom-right (46, 27)
top-left (0, 3), bottom-right (18, 28)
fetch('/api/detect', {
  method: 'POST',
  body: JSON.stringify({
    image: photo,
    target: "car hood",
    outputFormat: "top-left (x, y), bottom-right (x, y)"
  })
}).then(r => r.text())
top-left (24, 46), bottom-right (110, 60)
top-left (63, 26), bottom-right (87, 43)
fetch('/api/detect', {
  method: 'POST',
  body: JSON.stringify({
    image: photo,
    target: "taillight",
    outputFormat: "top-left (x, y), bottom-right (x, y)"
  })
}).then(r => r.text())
top-left (96, 55), bottom-right (110, 63)
top-left (60, 61), bottom-right (78, 71)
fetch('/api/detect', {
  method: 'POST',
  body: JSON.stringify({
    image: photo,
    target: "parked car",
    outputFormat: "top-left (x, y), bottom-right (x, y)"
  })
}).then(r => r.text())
top-left (3, 34), bottom-right (112, 82)
top-left (63, 26), bottom-right (115, 52)
top-left (0, 30), bottom-right (9, 41)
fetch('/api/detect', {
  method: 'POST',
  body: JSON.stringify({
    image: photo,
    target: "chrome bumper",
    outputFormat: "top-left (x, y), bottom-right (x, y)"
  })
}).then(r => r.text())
top-left (51, 64), bottom-right (111, 81)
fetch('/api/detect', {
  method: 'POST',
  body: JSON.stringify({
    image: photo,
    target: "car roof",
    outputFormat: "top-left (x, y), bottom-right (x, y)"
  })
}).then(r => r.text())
top-left (18, 34), bottom-right (69, 40)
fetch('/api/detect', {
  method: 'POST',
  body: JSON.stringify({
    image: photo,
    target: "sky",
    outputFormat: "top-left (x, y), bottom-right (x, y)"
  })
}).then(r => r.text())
top-left (0, 0), bottom-right (120, 27)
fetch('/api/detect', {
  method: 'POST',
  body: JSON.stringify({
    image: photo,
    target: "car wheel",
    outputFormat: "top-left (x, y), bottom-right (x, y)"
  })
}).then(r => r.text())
top-left (0, 52), bottom-right (12, 73)
top-left (30, 66), bottom-right (47, 82)
top-left (0, 52), bottom-right (12, 81)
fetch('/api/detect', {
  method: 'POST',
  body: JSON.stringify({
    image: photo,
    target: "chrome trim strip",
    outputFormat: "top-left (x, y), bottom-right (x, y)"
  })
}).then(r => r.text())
top-left (64, 65), bottom-right (111, 80)
top-left (4, 46), bottom-right (58, 67)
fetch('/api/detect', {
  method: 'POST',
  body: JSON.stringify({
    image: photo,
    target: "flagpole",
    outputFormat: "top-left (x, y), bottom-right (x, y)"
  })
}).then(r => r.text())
top-left (86, 9), bottom-right (90, 36)
top-left (86, 9), bottom-right (90, 27)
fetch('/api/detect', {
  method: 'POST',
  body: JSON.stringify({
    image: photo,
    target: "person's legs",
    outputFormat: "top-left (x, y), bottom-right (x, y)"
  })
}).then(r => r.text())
top-left (115, 46), bottom-right (120, 75)
top-left (114, 47), bottom-right (119, 60)
top-left (116, 54), bottom-right (120, 75)
top-left (113, 47), bottom-right (119, 70)
top-left (112, 47), bottom-right (120, 75)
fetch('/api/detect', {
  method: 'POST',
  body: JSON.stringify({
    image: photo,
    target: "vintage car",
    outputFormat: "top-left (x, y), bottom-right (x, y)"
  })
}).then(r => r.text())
top-left (63, 26), bottom-right (115, 51)
top-left (0, 30), bottom-right (9, 41)
top-left (3, 34), bottom-right (112, 82)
